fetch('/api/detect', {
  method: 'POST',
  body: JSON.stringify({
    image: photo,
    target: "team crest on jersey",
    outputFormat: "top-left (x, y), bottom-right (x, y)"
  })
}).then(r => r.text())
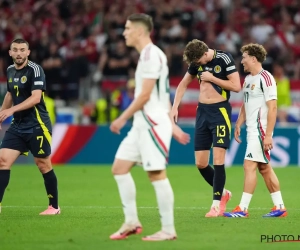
top-left (214, 65), bottom-right (221, 73)
top-left (251, 84), bottom-right (255, 90)
top-left (21, 76), bottom-right (27, 84)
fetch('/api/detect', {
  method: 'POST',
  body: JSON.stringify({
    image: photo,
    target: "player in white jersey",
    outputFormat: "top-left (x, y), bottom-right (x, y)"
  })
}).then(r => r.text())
top-left (223, 43), bottom-right (287, 218)
top-left (109, 14), bottom-right (190, 241)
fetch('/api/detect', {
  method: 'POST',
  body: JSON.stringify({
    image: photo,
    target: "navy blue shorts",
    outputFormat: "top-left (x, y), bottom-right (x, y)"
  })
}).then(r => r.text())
top-left (1, 127), bottom-right (52, 158)
top-left (194, 101), bottom-right (232, 151)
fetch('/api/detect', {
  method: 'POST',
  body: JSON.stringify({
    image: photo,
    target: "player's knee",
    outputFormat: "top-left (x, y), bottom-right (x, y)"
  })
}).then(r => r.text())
top-left (35, 157), bottom-right (52, 173)
top-left (258, 164), bottom-right (270, 176)
top-left (147, 170), bottom-right (166, 182)
top-left (213, 148), bottom-right (226, 165)
top-left (195, 161), bottom-right (208, 169)
top-left (0, 155), bottom-right (10, 169)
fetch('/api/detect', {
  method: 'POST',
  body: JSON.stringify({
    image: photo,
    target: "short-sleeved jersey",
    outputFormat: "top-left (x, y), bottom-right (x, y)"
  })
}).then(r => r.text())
top-left (243, 69), bottom-right (277, 139)
top-left (133, 43), bottom-right (170, 128)
top-left (188, 50), bottom-right (237, 101)
top-left (6, 61), bottom-right (52, 133)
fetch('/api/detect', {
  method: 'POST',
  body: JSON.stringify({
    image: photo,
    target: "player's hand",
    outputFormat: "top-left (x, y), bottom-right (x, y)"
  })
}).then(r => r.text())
top-left (170, 108), bottom-right (179, 123)
top-left (234, 126), bottom-right (242, 143)
top-left (0, 109), bottom-right (13, 123)
top-left (172, 124), bottom-right (190, 145)
top-left (263, 136), bottom-right (273, 151)
top-left (200, 71), bottom-right (214, 82)
top-left (110, 117), bottom-right (127, 134)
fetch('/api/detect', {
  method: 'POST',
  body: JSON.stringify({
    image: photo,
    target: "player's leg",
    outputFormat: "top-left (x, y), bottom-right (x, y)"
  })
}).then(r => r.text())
top-left (28, 128), bottom-right (60, 215)
top-left (194, 104), bottom-right (215, 186)
top-left (258, 162), bottom-right (287, 217)
top-left (224, 137), bottom-right (268, 218)
top-left (140, 124), bottom-right (176, 241)
top-left (223, 158), bottom-right (257, 218)
top-left (206, 102), bottom-right (232, 217)
top-left (110, 129), bottom-right (142, 240)
top-left (0, 130), bottom-right (27, 212)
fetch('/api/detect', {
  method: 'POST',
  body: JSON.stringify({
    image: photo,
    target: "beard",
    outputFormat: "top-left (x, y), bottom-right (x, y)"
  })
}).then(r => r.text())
top-left (13, 57), bottom-right (27, 65)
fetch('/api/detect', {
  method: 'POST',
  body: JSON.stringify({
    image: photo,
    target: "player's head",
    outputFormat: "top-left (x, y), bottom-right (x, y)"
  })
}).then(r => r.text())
top-left (240, 43), bottom-right (267, 73)
top-left (123, 13), bottom-right (153, 47)
top-left (183, 39), bottom-right (210, 65)
top-left (9, 38), bottom-right (30, 66)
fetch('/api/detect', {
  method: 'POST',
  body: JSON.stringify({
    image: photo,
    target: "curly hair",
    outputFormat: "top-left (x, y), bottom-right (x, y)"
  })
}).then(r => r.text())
top-left (183, 39), bottom-right (209, 64)
top-left (240, 43), bottom-right (267, 63)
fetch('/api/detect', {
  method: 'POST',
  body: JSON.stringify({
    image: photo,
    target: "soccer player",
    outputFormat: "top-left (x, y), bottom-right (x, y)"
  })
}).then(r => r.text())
top-left (0, 38), bottom-right (60, 215)
top-left (109, 13), bottom-right (190, 241)
top-left (171, 39), bottom-right (241, 217)
top-left (223, 43), bottom-right (287, 218)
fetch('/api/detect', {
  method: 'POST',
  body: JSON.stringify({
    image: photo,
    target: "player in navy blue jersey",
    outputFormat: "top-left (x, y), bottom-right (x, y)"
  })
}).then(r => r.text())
top-left (0, 38), bottom-right (60, 215)
top-left (171, 39), bottom-right (241, 217)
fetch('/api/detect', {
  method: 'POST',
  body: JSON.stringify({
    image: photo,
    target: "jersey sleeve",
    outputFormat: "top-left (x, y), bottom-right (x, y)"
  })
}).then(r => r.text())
top-left (31, 65), bottom-right (46, 91)
top-left (187, 63), bottom-right (199, 76)
top-left (261, 72), bottom-right (277, 102)
top-left (222, 52), bottom-right (237, 76)
top-left (141, 51), bottom-right (161, 79)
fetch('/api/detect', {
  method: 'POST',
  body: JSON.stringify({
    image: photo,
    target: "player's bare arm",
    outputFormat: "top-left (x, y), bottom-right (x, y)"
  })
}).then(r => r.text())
top-left (264, 99), bottom-right (277, 151)
top-left (0, 92), bottom-right (13, 111)
top-left (168, 102), bottom-right (190, 145)
top-left (110, 78), bottom-right (156, 134)
top-left (234, 104), bottom-right (246, 143)
top-left (200, 71), bottom-right (241, 93)
top-left (171, 72), bottom-right (195, 122)
top-left (0, 90), bottom-right (42, 123)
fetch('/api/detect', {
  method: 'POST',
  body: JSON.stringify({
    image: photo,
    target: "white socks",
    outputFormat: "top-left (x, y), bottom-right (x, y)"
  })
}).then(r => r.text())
top-left (238, 191), bottom-right (285, 211)
top-left (271, 191), bottom-right (285, 209)
top-left (212, 200), bottom-right (220, 208)
top-left (211, 189), bottom-right (227, 208)
top-left (239, 192), bottom-right (253, 210)
top-left (114, 173), bottom-right (139, 224)
top-left (152, 178), bottom-right (176, 235)
top-left (222, 188), bottom-right (227, 196)
top-left (114, 174), bottom-right (176, 234)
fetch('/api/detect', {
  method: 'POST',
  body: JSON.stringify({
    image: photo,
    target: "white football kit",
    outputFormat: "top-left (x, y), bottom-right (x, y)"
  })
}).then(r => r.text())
top-left (243, 69), bottom-right (277, 163)
top-left (115, 43), bottom-right (172, 170)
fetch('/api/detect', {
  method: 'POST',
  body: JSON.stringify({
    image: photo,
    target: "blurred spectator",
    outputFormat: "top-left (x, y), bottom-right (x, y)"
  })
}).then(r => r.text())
top-left (273, 63), bottom-right (292, 124)
top-left (95, 39), bottom-right (131, 80)
top-left (90, 90), bottom-right (119, 125)
top-left (0, 0), bottom-right (299, 125)
top-left (44, 92), bottom-right (57, 126)
top-left (216, 25), bottom-right (242, 57)
top-left (41, 42), bottom-right (63, 99)
top-left (116, 79), bottom-right (135, 113)
top-left (250, 13), bottom-right (274, 44)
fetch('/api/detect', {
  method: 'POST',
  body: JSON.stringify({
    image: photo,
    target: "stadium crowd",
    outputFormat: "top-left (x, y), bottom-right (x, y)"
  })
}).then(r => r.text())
top-left (0, 0), bottom-right (299, 123)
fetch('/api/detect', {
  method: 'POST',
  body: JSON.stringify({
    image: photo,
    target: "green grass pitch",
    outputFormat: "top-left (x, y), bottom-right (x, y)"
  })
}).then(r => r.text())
top-left (0, 165), bottom-right (299, 250)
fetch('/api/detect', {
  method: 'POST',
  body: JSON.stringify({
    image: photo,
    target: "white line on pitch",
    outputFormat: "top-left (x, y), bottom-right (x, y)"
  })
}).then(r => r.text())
top-left (2, 206), bottom-right (299, 210)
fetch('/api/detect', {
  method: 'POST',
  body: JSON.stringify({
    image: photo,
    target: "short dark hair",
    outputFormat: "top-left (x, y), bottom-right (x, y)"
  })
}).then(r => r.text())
top-left (127, 13), bottom-right (153, 32)
top-left (10, 38), bottom-right (29, 49)
top-left (240, 43), bottom-right (267, 63)
top-left (183, 39), bottom-right (209, 64)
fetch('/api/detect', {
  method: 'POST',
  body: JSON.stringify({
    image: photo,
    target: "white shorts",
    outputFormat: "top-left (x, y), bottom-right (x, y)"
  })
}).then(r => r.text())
top-left (244, 136), bottom-right (270, 163)
top-left (115, 124), bottom-right (172, 171)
